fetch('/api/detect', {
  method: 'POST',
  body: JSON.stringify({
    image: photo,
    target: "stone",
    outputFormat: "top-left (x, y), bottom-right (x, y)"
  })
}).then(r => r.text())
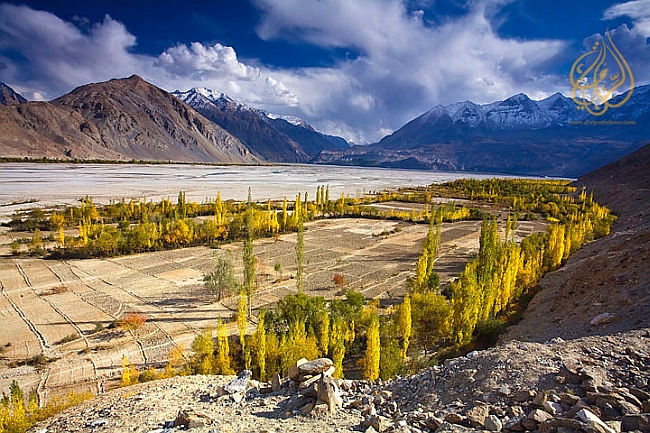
top-left (223, 370), bottom-right (252, 394)
top-left (497, 385), bottom-right (511, 397)
top-left (543, 401), bottom-right (564, 416)
top-left (620, 414), bottom-right (650, 433)
top-left (485, 415), bottom-right (503, 432)
top-left (362, 415), bottom-right (389, 432)
top-left (288, 358), bottom-right (309, 381)
top-left (577, 408), bottom-right (616, 433)
top-left (605, 420), bottom-right (622, 433)
top-left (590, 313), bottom-right (616, 326)
top-left (425, 416), bottom-right (444, 430)
top-left (317, 374), bottom-right (343, 413)
top-left (271, 372), bottom-right (282, 392)
top-left (465, 405), bottom-right (489, 427)
top-left (504, 414), bottom-right (526, 432)
top-left (529, 409), bottom-right (554, 423)
top-left (444, 413), bottom-right (464, 425)
top-left (301, 401), bottom-right (316, 415)
top-left (174, 409), bottom-right (213, 429)
top-left (298, 358), bottom-right (334, 379)
top-left (434, 421), bottom-right (476, 433)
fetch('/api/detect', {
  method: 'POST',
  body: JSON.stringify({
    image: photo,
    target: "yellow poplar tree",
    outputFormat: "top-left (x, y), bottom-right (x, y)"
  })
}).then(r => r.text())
top-left (215, 319), bottom-right (234, 374)
top-left (397, 294), bottom-right (412, 360)
top-left (252, 311), bottom-right (267, 380)
top-left (362, 314), bottom-right (380, 380)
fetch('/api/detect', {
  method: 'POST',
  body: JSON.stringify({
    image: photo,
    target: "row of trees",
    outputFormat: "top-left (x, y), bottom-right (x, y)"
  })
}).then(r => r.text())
top-left (0, 381), bottom-right (91, 433)
top-left (11, 183), bottom-right (486, 258)
top-left (173, 179), bottom-right (616, 381)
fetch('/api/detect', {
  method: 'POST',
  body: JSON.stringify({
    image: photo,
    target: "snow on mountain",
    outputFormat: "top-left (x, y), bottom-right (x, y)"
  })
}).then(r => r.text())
top-left (419, 91), bottom-right (592, 130)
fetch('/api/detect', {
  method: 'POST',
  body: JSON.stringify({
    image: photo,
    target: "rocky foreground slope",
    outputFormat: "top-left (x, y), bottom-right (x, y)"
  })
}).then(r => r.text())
top-left (30, 330), bottom-right (650, 433)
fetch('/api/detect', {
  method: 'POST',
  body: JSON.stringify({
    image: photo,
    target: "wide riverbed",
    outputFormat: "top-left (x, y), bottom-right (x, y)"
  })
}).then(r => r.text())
top-left (0, 163), bottom-right (503, 219)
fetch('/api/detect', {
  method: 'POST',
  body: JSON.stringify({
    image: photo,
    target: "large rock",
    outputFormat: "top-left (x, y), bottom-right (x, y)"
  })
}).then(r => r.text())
top-left (317, 374), bottom-right (343, 413)
top-left (621, 414), bottom-right (650, 433)
top-left (484, 415), bottom-right (503, 432)
top-left (174, 409), bottom-right (213, 429)
top-left (297, 358), bottom-right (334, 380)
top-left (578, 408), bottom-right (617, 433)
top-left (288, 358), bottom-right (309, 381)
top-left (222, 370), bottom-right (252, 394)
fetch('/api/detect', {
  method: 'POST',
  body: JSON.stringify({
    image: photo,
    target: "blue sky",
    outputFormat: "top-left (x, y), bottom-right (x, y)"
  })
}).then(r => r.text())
top-left (1, 0), bottom-right (649, 143)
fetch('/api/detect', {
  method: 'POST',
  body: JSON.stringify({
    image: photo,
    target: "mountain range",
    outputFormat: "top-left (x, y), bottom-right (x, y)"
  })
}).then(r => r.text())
top-left (315, 87), bottom-right (650, 176)
top-left (172, 87), bottom-right (349, 163)
top-left (1, 75), bottom-right (648, 177)
top-left (0, 76), bottom-right (256, 163)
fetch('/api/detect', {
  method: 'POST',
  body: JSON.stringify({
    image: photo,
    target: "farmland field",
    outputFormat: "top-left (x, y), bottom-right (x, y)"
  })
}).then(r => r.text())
top-left (0, 163), bottom-right (545, 400)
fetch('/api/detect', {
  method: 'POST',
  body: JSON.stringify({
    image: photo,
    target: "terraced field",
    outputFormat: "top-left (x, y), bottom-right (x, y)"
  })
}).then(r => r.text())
top-left (0, 217), bottom-right (547, 401)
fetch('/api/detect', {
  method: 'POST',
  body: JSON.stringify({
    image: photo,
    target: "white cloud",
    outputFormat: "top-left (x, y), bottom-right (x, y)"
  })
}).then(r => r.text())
top-left (0, 1), bottom-right (577, 143)
top-left (0, 3), bottom-right (141, 98)
top-left (603, 0), bottom-right (650, 37)
top-left (253, 0), bottom-right (567, 141)
top-left (156, 42), bottom-right (260, 81)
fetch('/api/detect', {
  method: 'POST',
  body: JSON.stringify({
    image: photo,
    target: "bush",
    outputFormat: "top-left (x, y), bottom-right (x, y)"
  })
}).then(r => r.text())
top-left (119, 313), bottom-right (147, 330)
top-left (55, 334), bottom-right (79, 345)
top-left (473, 319), bottom-right (506, 348)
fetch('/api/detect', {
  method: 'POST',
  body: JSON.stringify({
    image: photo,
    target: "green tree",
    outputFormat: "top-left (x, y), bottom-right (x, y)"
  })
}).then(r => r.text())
top-left (243, 188), bottom-right (255, 316)
top-left (203, 252), bottom-right (238, 302)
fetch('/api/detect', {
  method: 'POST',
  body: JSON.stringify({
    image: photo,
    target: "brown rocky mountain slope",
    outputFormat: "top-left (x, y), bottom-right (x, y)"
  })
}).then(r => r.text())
top-left (504, 143), bottom-right (650, 342)
top-left (0, 75), bottom-right (256, 163)
top-left (0, 81), bottom-right (27, 106)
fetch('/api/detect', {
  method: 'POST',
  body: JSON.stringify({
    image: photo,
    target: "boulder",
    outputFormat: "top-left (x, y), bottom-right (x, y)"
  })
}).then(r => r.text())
top-left (317, 374), bottom-right (343, 413)
top-left (465, 404), bottom-right (489, 427)
top-left (485, 415), bottom-right (503, 432)
top-left (590, 313), bottom-right (616, 326)
top-left (222, 370), bottom-right (252, 394)
top-left (577, 408), bottom-right (616, 433)
top-left (271, 372), bottom-right (282, 392)
top-left (620, 414), bottom-right (650, 433)
top-left (297, 358), bottom-right (334, 379)
top-left (288, 358), bottom-right (309, 381)
top-left (174, 409), bottom-right (213, 429)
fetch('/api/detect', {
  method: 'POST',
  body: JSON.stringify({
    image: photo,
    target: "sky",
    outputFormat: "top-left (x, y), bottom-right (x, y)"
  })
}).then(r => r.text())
top-left (0, 0), bottom-right (649, 144)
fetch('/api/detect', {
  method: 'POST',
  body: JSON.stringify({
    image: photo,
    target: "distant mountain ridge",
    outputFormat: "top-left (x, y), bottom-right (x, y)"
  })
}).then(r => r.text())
top-left (0, 81), bottom-right (27, 106)
top-left (314, 86), bottom-right (650, 177)
top-left (0, 76), bottom-right (257, 163)
top-left (173, 87), bottom-right (349, 163)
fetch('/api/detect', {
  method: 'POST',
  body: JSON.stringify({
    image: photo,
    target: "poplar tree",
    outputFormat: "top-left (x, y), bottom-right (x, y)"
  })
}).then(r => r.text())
top-left (397, 294), bottom-right (412, 360)
top-left (295, 200), bottom-right (305, 293)
top-left (243, 188), bottom-right (255, 317)
top-left (253, 311), bottom-right (267, 380)
top-left (237, 293), bottom-right (248, 351)
top-left (215, 319), bottom-right (234, 374)
top-left (362, 313), bottom-right (380, 380)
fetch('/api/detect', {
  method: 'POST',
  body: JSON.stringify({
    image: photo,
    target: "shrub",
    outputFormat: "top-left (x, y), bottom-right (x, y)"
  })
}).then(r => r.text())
top-left (118, 313), bottom-right (147, 330)
top-left (56, 334), bottom-right (79, 345)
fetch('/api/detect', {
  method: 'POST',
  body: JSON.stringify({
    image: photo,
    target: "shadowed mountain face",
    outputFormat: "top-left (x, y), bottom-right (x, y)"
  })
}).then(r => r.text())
top-left (0, 76), bottom-right (257, 163)
top-left (314, 86), bottom-right (650, 177)
top-left (173, 88), bottom-right (349, 163)
top-left (0, 82), bottom-right (27, 106)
